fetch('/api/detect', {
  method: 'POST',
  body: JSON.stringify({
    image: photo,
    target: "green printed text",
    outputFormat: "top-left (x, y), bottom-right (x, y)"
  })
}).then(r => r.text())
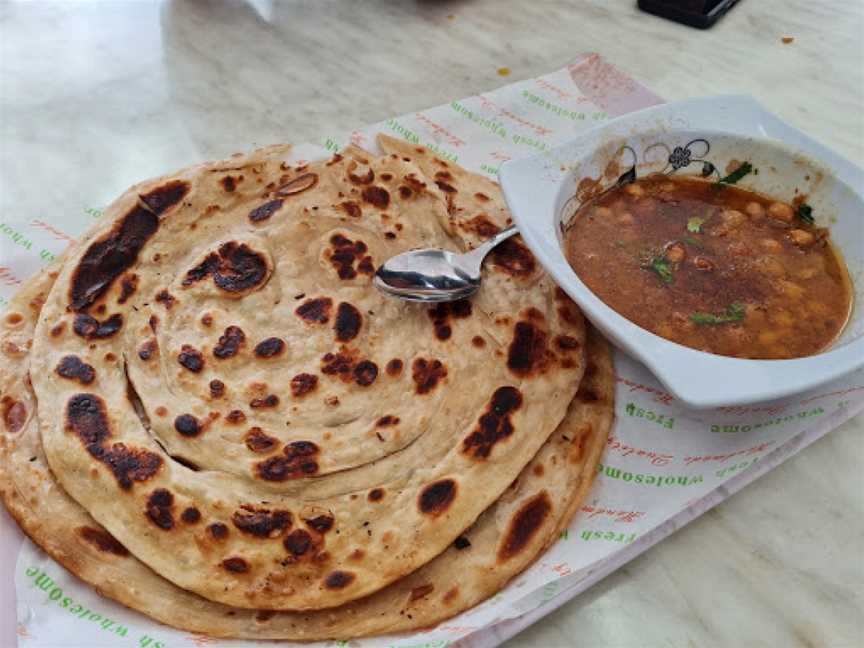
top-left (521, 90), bottom-right (586, 121)
top-left (0, 223), bottom-right (32, 250)
top-left (383, 119), bottom-right (458, 162)
top-left (384, 118), bottom-right (420, 144)
top-left (624, 402), bottom-right (675, 429)
top-left (711, 406), bottom-right (824, 433)
top-left (322, 137), bottom-right (346, 153)
top-left (24, 566), bottom-right (129, 638)
top-left (715, 457), bottom-right (759, 478)
top-left (511, 133), bottom-right (548, 152)
top-left (598, 463), bottom-right (703, 487)
top-left (580, 529), bottom-right (638, 544)
top-left (542, 581), bottom-right (560, 602)
top-left (450, 100), bottom-right (507, 138)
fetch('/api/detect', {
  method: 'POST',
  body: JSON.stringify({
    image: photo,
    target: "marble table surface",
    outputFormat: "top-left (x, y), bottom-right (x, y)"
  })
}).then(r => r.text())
top-left (1, 1), bottom-right (862, 646)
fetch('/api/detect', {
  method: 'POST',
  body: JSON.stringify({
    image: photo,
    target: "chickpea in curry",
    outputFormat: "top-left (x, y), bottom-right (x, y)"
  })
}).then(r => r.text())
top-left (565, 173), bottom-right (852, 359)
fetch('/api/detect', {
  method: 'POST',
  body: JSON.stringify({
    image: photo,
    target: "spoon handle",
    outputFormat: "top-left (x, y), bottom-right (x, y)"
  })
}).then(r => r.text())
top-left (462, 225), bottom-right (519, 268)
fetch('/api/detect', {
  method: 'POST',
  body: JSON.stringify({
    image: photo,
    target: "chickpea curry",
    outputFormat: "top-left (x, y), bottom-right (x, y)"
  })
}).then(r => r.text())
top-left (565, 173), bottom-right (852, 359)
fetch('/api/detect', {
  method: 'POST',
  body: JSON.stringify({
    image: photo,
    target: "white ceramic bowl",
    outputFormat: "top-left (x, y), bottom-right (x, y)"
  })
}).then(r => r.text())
top-left (499, 95), bottom-right (864, 408)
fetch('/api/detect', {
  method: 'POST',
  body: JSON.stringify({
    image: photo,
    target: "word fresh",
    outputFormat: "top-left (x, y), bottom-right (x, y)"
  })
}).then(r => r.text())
top-left (624, 402), bottom-right (675, 429)
top-left (580, 530), bottom-right (638, 544)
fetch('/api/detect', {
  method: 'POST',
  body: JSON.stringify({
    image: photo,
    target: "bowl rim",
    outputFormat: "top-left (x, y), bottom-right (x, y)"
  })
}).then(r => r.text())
top-left (499, 94), bottom-right (864, 408)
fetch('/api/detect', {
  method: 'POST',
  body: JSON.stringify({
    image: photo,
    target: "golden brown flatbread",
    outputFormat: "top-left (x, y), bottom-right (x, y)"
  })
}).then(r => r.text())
top-left (0, 256), bottom-right (612, 638)
top-left (25, 139), bottom-right (585, 610)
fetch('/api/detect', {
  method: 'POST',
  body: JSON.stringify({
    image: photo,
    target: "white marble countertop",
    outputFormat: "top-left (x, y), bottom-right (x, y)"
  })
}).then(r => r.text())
top-left (1, 1), bottom-right (862, 646)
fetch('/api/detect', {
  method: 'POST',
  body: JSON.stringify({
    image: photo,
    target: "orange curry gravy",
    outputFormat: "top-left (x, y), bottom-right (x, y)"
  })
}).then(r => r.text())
top-left (565, 174), bottom-right (852, 359)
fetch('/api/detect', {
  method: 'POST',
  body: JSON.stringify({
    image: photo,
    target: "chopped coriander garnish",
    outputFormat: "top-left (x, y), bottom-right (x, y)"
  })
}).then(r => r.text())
top-left (686, 216), bottom-right (705, 233)
top-left (796, 202), bottom-right (815, 224)
top-left (715, 162), bottom-right (753, 187)
top-left (638, 249), bottom-right (674, 284)
top-left (684, 236), bottom-right (704, 249)
top-left (691, 302), bottom-right (746, 326)
top-left (648, 257), bottom-right (674, 284)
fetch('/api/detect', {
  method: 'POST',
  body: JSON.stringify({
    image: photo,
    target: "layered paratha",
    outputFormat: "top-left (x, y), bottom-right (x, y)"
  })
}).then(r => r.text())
top-left (26, 139), bottom-right (586, 611)
top-left (0, 256), bottom-right (612, 638)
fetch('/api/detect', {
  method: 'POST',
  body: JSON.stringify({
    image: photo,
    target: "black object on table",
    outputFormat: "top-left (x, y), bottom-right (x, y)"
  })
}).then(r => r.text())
top-left (637, 0), bottom-right (741, 29)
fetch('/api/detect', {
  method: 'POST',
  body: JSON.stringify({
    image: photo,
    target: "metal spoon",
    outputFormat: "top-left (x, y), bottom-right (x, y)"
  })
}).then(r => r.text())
top-left (373, 225), bottom-right (519, 302)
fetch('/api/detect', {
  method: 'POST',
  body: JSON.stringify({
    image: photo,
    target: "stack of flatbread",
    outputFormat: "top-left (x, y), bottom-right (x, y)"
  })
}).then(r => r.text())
top-left (0, 135), bottom-right (613, 640)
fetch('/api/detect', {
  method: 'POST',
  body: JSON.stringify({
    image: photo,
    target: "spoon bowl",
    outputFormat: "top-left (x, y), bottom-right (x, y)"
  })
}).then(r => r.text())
top-left (374, 225), bottom-right (518, 302)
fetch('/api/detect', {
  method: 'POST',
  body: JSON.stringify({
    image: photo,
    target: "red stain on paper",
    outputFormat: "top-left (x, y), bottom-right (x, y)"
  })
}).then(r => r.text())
top-left (606, 435), bottom-right (674, 466)
top-left (30, 219), bottom-right (76, 243)
top-left (415, 113), bottom-right (466, 147)
top-left (0, 267), bottom-right (23, 286)
top-left (581, 505), bottom-right (646, 523)
top-left (534, 76), bottom-right (583, 102)
top-left (568, 53), bottom-right (664, 117)
top-left (615, 375), bottom-right (674, 405)
top-left (552, 562), bottom-right (573, 577)
top-left (438, 624), bottom-right (480, 634)
top-left (799, 384), bottom-right (864, 405)
top-left (477, 95), bottom-right (552, 137)
top-left (683, 441), bottom-right (775, 466)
